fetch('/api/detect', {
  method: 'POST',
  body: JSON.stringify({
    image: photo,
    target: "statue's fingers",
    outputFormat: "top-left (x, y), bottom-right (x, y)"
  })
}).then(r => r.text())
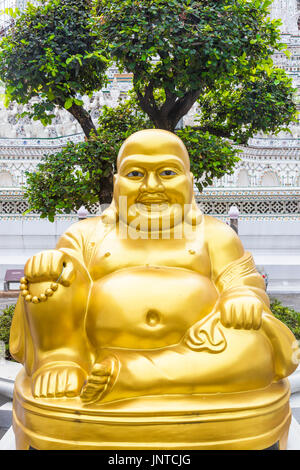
top-left (24, 256), bottom-right (34, 280)
top-left (244, 305), bottom-right (253, 330)
top-left (31, 253), bottom-right (42, 281)
top-left (39, 251), bottom-right (58, 279)
top-left (60, 264), bottom-right (75, 287)
top-left (82, 383), bottom-right (102, 395)
top-left (220, 304), bottom-right (231, 328)
top-left (81, 385), bottom-right (94, 401)
top-left (229, 304), bottom-right (236, 328)
top-left (228, 303), bottom-right (235, 327)
top-left (49, 252), bottom-right (65, 280)
top-left (39, 252), bottom-right (56, 279)
top-left (231, 303), bottom-right (238, 328)
top-left (233, 304), bottom-right (244, 329)
top-left (253, 303), bottom-right (263, 330)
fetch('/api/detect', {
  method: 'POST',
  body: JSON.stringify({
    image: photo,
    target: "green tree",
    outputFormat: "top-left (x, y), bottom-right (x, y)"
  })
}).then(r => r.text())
top-left (97, 0), bottom-right (297, 136)
top-left (0, 304), bottom-right (15, 361)
top-left (0, 0), bottom-right (298, 214)
top-left (24, 99), bottom-right (153, 220)
top-left (24, 99), bottom-right (240, 220)
top-left (0, 0), bottom-right (107, 137)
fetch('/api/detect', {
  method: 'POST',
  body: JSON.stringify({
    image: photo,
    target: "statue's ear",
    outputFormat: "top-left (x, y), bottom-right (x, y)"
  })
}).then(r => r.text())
top-left (185, 197), bottom-right (203, 226)
top-left (113, 174), bottom-right (117, 185)
top-left (101, 200), bottom-right (118, 225)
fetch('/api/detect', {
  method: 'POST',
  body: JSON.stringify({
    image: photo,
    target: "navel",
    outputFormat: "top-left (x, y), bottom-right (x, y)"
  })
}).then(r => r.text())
top-left (146, 309), bottom-right (160, 327)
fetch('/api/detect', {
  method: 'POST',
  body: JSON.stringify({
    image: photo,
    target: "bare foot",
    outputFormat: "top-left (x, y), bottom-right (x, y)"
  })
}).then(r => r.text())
top-left (32, 363), bottom-right (86, 398)
top-left (80, 356), bottom-right (117, 404)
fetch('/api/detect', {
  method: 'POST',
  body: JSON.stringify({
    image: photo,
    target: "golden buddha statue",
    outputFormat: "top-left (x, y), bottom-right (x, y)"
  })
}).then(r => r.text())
top-left (10, 130), bottom-right (299, 450)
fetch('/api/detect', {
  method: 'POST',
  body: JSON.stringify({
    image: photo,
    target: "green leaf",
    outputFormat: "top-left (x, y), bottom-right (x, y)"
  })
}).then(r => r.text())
top-left (74, 98), bottom-right (84, 106)
top-left (64, 97), bottom-right (73, 109)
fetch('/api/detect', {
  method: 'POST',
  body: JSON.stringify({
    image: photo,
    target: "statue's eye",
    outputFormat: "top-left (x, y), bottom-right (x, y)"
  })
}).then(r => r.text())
top-left (160, 170), bottom-right (177, 177)
top-left (127, 171), bottom-right (144, 178)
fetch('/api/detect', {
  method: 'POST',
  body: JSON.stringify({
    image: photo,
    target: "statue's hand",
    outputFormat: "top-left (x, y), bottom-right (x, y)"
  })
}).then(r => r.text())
top-left (32, 363), bottom-right (86, 398)
top-left (24, 250), bottom-right (75, 286)
top-left (220, 296), bottom-right (263, 330)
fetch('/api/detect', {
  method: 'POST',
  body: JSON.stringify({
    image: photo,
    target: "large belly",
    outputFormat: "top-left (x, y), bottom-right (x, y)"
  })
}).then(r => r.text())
top-left (86, 266), bottom-right (218, 350)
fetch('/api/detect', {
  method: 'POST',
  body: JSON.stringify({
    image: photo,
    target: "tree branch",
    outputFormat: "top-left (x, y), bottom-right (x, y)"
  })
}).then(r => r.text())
top-left (67, 103), bottom-right (97, 138)
top-left (135, 81), bottom-right (161, 126)
top-left (55, 98), bottom-right (97, 138)
top-left (168, 89), bottom-right (201, 130)
top-left (191, 125), bottom-right (235, 140)
top-left (160, 89), bottom-right (178, 118)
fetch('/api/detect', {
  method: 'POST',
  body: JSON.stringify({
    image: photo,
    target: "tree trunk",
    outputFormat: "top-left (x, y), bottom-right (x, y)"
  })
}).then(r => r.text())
top-left (58, 101), bottom-right (114, 203)
top-left (136, 85), bottom-right (201, 133)
top-left (98, 172), bottom-right (114, 206)
top-left (67, 103), bottom-right (97, 139)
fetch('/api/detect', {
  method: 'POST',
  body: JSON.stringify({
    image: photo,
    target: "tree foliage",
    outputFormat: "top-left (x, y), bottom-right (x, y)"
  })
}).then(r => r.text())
top-left (0, 0), bottom-right (298, 215)
top-left (0, 304), bottom-right (15, 361)
top-left (270, 298), bottom-right (300, 340)
top-left (196, 67), bottom-right (296, 144)
top-left (24, 99), bottom-right (153, 220)
top-left (24, 99), bottom-right (240, 220)
top-left (96, 0), bottom-right (297, 133)
top-left (0, 0), bottom-right (107, 136)
top-left (177, 127), bottom-right (240, 188)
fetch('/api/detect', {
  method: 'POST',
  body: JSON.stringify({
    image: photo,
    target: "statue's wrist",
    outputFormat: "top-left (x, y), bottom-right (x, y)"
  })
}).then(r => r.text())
top-left (219, 287), bottom-right (264, 303)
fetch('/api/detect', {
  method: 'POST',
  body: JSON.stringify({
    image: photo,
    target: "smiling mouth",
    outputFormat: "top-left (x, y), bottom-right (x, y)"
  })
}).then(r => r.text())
top-left (136, 202), bottom-right (169, 214)
top-left (135, 196), bottom-right (169, 213)
top-left (138, 200), bottom-right (168, 206)
top-left (136, 194), bottom-right (168, 205)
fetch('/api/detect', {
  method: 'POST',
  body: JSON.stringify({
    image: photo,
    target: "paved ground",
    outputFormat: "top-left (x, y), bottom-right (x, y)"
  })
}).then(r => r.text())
top-left (0, 395), bottom-right (13, 439)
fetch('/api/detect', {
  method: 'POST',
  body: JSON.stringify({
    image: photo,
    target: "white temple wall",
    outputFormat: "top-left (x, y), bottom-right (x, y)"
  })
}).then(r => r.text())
top-left (0, 218), bottom-right (75, 286)
top-left (239, 219), bottom-right (300, 292)
top-left (0, 217), bottom-right (299, 293)
top-left (0, 172), bottom-right (14, 187)
top-left (0, 0), bottom-right (298, 294)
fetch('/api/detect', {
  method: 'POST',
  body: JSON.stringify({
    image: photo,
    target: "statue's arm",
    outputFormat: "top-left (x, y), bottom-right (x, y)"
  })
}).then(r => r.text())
top-left (202, 215), bottom-right (298, 377)
top-left (55, 217), bottom-right (98, 267)
top-left (9, 218), bottom-right (101, 397)
top-left (81, 315), bottom-right (285, 404)
top-left (81, 217), bottom-right (299, 403)
top-left (205, 215), bottom-right (268, 304)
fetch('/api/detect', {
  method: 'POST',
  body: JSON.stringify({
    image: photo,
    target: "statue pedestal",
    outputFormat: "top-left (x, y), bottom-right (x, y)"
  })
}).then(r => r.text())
top-left (13, 369), bottom-right (291, 450)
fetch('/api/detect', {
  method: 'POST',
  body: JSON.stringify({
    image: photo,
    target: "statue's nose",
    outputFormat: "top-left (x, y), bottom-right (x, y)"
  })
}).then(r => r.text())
top-left (141, 172), bottom-right (164, 193)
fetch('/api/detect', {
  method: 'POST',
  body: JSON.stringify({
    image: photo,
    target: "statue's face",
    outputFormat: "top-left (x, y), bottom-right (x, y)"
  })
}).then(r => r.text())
top-left (114, 130), bottom-right (193, 232)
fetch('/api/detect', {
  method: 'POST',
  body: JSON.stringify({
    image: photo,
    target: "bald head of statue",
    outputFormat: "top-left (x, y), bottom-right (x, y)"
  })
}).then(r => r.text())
top-left (117, 129), bottom-right (190, 172)
top-left (110, 129), bottom-right (201, 232)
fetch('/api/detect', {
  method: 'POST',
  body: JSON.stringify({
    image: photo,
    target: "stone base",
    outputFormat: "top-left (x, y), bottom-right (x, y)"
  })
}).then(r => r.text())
top-left (12, 369), bottom-right (292, 450)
